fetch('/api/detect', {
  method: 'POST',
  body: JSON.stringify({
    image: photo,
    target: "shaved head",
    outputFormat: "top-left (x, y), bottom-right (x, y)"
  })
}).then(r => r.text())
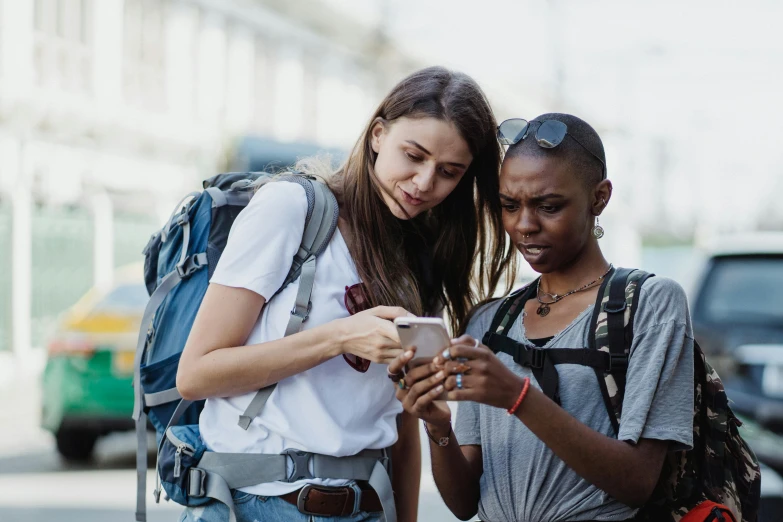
top-left (505, 113), bottom-right (606, 188)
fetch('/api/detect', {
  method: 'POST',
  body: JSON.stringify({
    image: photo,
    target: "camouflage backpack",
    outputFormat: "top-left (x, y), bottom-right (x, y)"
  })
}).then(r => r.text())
top-left (482, 267), bottom-right (761, 522)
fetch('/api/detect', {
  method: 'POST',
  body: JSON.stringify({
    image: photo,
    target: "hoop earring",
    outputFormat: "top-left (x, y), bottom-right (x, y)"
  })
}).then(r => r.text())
top-left (592, 217), bottom-right (605, 239)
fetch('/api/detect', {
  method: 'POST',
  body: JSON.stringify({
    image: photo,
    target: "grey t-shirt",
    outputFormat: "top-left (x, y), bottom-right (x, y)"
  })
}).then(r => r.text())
top-left (454, 276), bottom-right (694, 522)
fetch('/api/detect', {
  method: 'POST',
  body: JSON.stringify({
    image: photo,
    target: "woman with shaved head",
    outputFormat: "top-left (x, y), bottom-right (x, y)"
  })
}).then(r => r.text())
top-left (390, 113), bottom-right (698, 522)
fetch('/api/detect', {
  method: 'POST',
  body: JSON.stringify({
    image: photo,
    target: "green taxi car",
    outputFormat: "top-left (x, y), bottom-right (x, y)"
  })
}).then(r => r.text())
top-left (41, 265), bottom-right (148, 461)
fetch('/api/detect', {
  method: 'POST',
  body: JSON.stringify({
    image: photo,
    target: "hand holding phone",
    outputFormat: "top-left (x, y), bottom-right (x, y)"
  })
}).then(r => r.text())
top-left (393, 317), bottom-right (450, 401)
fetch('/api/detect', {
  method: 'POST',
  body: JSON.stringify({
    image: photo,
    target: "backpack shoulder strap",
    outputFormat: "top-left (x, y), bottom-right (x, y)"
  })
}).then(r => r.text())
top-left (238, 175), bottom-right (339, 430)
top-left (589, 267), bottom-right (654, 435)
top-left (482, 279), bottom-right (563, 404)
top-left (482, 279), bottom-right (539, 347)
top-left (277, 174), bottom-right (339, 334)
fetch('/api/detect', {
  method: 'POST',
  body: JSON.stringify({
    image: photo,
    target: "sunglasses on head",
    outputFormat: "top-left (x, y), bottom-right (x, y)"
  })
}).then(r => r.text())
top-left (497, 118), bottom-right (606, 180)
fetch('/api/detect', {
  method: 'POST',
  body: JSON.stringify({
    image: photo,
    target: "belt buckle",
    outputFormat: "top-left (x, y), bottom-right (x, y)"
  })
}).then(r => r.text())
top-left (296, 484), bottom-right (323, 516)
top-left (296, 483), bottom-right (361, 517)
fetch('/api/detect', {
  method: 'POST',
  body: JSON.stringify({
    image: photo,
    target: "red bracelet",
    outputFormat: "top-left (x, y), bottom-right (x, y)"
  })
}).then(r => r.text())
top-left (507, 377), bottom-right (530, 415)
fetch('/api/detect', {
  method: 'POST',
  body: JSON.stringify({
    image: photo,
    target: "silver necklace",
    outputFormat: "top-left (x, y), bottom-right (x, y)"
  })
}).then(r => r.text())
top-left (536, 264), bottom-right (614, 317)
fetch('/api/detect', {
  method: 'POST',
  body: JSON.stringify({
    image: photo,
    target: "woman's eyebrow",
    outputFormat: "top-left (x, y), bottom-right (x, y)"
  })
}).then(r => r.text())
top-left (405, 140), bottom-right (431, 155)
top-left (500, 193), bottom-right (565, 203)
top-left (405, 140), bottom-right (468, 169)
top-left (530, 193), bottom-right (565, 203)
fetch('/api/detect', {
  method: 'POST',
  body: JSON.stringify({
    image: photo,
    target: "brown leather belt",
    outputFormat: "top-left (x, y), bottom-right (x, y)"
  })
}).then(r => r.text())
top-left (280, 483), bottom-right (382, 516)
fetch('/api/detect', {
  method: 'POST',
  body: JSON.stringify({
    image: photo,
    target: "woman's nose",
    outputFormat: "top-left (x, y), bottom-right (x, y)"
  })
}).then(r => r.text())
top-left (412, 165), bottom-right (436, 193)
top-left (516, 208), bottom-right (539, 237)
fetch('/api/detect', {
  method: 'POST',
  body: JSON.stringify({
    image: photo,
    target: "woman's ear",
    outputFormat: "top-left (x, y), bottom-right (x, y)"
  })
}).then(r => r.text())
top-left (370, 118), bottom-right (387, 154)
top-left (593, 179), bottom-right (613, 215)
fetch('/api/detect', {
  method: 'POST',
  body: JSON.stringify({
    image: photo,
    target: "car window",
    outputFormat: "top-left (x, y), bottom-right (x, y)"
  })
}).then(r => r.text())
top-left (93, 283), bottom-right (149, 313)
top-left (696, 256), bottom-right (783, 325)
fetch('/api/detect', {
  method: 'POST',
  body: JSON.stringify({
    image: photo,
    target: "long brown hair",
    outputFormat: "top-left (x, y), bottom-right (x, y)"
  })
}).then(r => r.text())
top-left (320, 66), bottom-right (517, 333)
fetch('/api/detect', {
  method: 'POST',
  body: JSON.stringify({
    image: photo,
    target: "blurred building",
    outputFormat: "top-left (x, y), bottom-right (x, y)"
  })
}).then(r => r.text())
top-left (0, 0), bottom-right (415, 359)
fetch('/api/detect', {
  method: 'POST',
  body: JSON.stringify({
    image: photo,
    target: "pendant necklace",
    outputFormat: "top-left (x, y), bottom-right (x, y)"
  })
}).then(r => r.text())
top-left (536, 264), bottom-right (614, 317)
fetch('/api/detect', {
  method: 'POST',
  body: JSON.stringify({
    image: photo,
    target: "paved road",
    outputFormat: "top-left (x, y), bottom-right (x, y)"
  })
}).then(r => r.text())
top-left (0, 369), bottom-right (461, 522)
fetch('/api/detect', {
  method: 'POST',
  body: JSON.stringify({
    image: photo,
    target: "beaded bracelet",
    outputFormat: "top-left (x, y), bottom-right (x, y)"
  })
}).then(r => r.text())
top-left (507, 377), bottom-right (530, 416)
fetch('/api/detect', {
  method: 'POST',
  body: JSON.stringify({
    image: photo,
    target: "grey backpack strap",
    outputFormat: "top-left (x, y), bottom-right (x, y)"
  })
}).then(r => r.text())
top-left (197, 471), bottom-right (237, 522)
top-left (369, 457), bottom-right (397, 522)
top-left (238, 177), bottom-right (339, 429)
top-left (284, 255), bottom-right (317, 336)
top-left (237, 387), bottom-right (275, 430)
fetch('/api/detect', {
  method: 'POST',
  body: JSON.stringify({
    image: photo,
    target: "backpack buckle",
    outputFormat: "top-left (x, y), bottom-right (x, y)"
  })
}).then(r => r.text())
top-left (291, 301), bottom-right (312, 322)
top-left (604, 302), bottom-right (626, 314)
top-left (176, 254), bottom-right (205, 279)
top-left (527, 348), bottom-right (546, 369)
top-left (187, 468), bottom-right (207, 497)
top-left (283, 449), bottom-right (314, 482)
top-left (609, 353), bottom-right (628, 371)
top-left (176, 209), bottom-right (190, 227)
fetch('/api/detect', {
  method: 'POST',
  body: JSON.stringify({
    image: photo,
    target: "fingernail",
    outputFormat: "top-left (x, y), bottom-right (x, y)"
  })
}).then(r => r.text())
top-left (435, 371), bottom-right (444, 379)
top-left (436, 385), bottom-right (444, 392)
top-left (433, 357), bottom-right (442, 365)
top-left (404, 350), bottom-right (413, 358)
top-left (441, 348), bottom-right (451, 359)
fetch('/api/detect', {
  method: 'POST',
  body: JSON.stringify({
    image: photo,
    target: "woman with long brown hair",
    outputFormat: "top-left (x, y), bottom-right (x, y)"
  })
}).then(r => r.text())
top-left (175, 66), bottom-right (516, 522)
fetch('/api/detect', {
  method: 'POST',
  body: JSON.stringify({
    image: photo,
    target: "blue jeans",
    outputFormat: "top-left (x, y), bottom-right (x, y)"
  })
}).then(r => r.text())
top-left (178, 489), bottom-right (383, 522)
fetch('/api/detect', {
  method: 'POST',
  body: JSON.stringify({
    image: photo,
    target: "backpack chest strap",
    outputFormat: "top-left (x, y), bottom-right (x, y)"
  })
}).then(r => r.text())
top-left (482, 332), bottom-right (628, 404)
top-left (483, 333), bottom-right (627, 370)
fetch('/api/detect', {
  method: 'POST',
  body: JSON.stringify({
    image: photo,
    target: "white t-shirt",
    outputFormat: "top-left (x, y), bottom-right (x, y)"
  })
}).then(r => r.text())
top-left (199, 180), bottom-right (402, 496)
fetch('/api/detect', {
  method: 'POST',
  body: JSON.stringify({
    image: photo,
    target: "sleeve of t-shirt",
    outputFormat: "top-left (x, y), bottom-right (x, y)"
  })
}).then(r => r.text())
top-left (453, 300), bottom-right (503, 446)
top-left (617, 276), bottom-right (695, 451)
top-left (455, 401), bottom-right (482, 446)
top-left (209, 181), bottom-right (308, 300)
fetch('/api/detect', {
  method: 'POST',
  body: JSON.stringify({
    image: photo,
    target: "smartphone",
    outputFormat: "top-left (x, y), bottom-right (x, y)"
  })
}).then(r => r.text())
top-left (394, 317), bottom-right (450, 368)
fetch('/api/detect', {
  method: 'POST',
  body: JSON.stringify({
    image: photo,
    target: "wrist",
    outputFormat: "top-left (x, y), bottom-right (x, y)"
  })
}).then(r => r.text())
top-left (507, 377), bottom-right (531, 416)
top-left (323, 320), bottom-right (347, 358)
top-left (504, 376), bottom-right (525, 409)
top-left (424, 421), bottom-right (452, 446)
top-left (425, 420), bottom-right (451, 438)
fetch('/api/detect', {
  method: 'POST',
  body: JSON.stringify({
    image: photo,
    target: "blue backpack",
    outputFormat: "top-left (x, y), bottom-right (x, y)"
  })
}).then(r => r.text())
top-left (132, 173), bottom-right (399, 522)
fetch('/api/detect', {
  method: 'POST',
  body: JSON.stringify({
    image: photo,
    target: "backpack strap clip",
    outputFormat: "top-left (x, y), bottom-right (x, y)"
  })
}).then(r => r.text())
top-left (175, 208), bottom-right (190, 227)
top-left (175, 253), bottom-right (207, 279)
top-left (604, 301), bottom-right (627, 314)
top-left (527, 348), bottom-right (547, 369)
top-left (283, 449), bottom-right (315, 482)
top-left (609, 353), bottom-right (629, 372)
top-left (291, 299), bottom-right (312, 322)
top-left (187, 468), bottom-right (207, 497)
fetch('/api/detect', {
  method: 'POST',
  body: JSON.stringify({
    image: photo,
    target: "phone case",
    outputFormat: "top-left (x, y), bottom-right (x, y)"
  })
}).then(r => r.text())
top-left (394, 317), bottom-right (450, 361)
